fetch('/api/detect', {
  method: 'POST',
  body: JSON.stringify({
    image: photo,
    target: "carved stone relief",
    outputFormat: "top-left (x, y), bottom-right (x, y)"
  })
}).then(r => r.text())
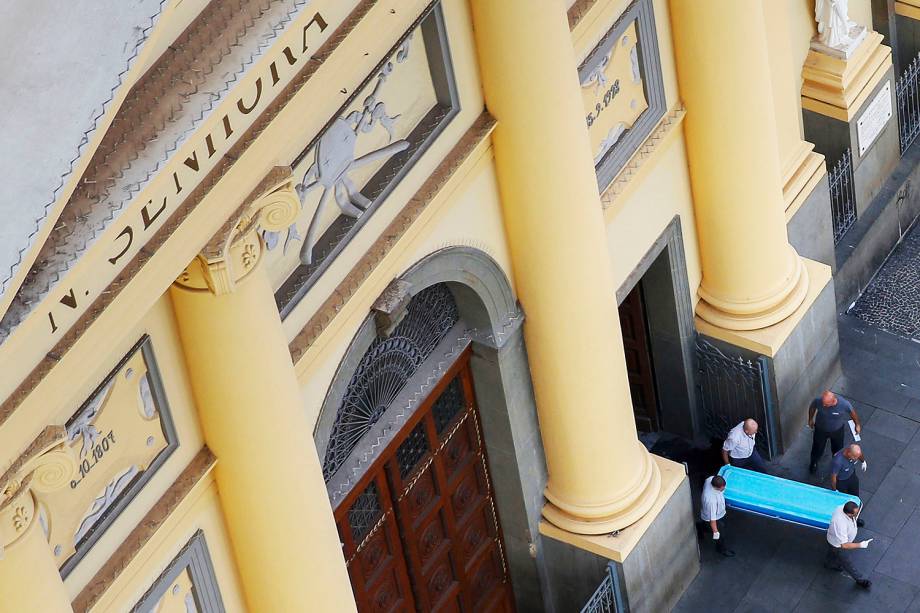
top-left (175, 170), bottom-right (301, 295)
top-left (0, 426), bottom-right (76, 560)
top-left (44, 336), bottom-right (179, 577)
top-left (271, 3), bottom-right (460, 318)
top-left (578, 0), bottom-right (665, 192)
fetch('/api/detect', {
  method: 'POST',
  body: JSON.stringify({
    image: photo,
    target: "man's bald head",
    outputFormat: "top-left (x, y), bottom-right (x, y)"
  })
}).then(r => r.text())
top-left (845, 444), bottom-right (861, 459)
top-left (821, 390), bottom-right (837, 406)
top-left (743, 419), bottom-right (758, 435)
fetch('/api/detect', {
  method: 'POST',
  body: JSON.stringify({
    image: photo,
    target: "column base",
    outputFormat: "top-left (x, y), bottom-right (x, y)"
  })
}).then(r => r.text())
top-left (541, 445), bottom-right (661, 535)
top-left (696, 252), bottom-right (809, 331)
top-left (695, 260), bottom-right (838, 453)
top-left (539, 456), bottom-right (697, 612)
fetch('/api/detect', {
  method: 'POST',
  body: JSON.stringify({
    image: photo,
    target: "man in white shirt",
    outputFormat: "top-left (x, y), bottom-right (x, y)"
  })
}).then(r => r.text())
top-left (721, 419), bottom-right (768, 473)
top-left (700, 475), bottom-right (734, 557)
top-left (825, 501), bottom-right (872, 589)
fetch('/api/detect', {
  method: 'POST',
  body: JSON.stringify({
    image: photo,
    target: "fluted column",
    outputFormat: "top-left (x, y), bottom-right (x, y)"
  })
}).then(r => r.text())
top-left (671, 0), bottom-right (810, 330)
top-left (169, 177), bottom-right (356, 611)
top-left (469, 0), bottom-right (661, 534)
top-left (0, 427), bottom-right (76, 613)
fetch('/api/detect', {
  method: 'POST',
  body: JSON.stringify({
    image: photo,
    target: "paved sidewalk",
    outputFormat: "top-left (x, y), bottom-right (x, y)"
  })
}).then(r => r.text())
top-left (675, 313), bottom-right (920, 612)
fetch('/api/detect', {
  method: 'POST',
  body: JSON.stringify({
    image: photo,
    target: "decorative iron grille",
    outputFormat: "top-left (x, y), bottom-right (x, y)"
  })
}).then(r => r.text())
top-left (898, 53), bottom-right (920, 154)
top-left (322, 283), bottom-right (460, 480)
top-left (580, 562), bottom-right (624, 613)
top-left (695, 338), bottom-right (777, 460)
top-left (828, 149), bottom-right (857, 244)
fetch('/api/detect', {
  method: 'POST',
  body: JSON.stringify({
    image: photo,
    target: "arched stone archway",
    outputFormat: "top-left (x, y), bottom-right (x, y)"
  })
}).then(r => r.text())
top-left (314, 246), bottom-right (548, 611)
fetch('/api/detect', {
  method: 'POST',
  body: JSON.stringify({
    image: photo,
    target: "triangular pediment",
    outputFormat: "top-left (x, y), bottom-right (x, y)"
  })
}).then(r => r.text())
top-left (0, 0), bottom-right (193, 319)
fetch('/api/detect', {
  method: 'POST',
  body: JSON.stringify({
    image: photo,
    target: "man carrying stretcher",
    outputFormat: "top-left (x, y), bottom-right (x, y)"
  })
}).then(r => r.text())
top-left (825, 501), bottom-right (872, 590)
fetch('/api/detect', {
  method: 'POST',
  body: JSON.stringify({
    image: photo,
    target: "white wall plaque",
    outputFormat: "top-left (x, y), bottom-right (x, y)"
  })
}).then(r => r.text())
top-left (857, 80), bottom-right (892, 157)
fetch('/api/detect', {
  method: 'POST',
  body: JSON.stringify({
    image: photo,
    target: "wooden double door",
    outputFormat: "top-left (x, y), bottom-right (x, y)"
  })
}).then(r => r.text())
top-left (618, 283), bottom-right (660, 433)
top-left (334, 350), bottom-right (515, 612)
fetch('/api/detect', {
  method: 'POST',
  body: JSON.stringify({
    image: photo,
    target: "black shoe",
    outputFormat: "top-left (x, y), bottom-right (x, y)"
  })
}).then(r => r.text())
top-left (857, 579), bottom-right (872, 590)
top-left (809, 463), bottom-right (818, 474)
top-left (825, 564), bottom-right (844, 572)
top-left (719, 549), bottom-right (736, 557)
top-left (856, 518), bottom-right (865, 527)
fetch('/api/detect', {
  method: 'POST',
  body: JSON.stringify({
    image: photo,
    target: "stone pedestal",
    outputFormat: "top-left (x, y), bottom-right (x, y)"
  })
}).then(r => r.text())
top-left (803, 34), bottom-right (898, 215)
top-left (539, 457), bottom-right (698, 613)
top-left (696, 260), bottom-right (840, 454)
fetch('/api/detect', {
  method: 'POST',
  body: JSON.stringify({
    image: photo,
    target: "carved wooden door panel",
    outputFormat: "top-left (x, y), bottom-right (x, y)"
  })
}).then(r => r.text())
top-left (387, 357), bottom-right (515, 612)
top-left (618, 284), bottom-right (660, 433)
top-left (337, 471), bottom-right (416, 612)
top-left (335, 351), bottom-right (515, 612)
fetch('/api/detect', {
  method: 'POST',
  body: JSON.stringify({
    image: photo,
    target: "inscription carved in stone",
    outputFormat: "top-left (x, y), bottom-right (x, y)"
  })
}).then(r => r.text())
top-left (42, 336), bottom-right (177, 575)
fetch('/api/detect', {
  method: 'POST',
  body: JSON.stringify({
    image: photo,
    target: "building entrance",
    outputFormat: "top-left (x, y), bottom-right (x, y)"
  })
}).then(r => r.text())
top-left (614, 222), bottom-right (701, 442)
top-left (618, 283), bottom-right (660, 433)
top-left (334, 350), bottom-right (515, 612)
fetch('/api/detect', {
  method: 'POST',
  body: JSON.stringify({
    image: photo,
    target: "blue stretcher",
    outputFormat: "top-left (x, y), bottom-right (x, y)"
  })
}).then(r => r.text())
top-left (717, 465), bottom-right (861, 530)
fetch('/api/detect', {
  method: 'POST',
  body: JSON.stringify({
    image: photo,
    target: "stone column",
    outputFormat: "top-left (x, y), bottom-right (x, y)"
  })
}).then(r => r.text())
top-left (0, 427), bottom-right (76, 613)
top-left (169, 176), bottom-right (356, 611)
top-left (469, 0), bottom-right (661, 534)
top-left (671, 0), bottom-right (810, 330)
top-left (762, 0), bottom-right (823, 207)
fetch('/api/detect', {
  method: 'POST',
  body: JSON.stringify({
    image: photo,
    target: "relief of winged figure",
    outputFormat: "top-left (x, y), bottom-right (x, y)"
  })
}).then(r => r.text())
top-left (295, 61), bottom-right (411, 265)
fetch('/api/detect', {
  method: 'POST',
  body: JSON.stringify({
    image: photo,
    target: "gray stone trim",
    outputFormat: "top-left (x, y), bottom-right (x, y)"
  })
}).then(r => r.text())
top-left (313, 245), bottom-right (545, 610)
top-left (579, 0), bottom-right (666, 192)
top-left (276, 2), bottom-right (461, 318)
top-left (61, 335), bottom-right (179, 578)
top-left (615, 216), bottom-right (700, 439)
top-left (400, 247), bottom-right (523, 346)
top-left (130, 529), bottom-right (225, 613)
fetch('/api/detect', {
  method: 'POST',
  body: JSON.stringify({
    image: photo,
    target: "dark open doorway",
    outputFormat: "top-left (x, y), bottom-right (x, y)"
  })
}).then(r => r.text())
top-left (615, 218), bottom-right (699, 443)
top-left (618, 283), bottom-right (660, 433)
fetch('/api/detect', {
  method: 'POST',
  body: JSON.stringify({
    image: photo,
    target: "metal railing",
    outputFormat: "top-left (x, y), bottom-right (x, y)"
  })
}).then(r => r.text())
top-left (828, 149), bottom-right (858, 244)
top-left (897, 53), bottom-right (920, 154)
top-left (580, 562), bottom-right (624, 613)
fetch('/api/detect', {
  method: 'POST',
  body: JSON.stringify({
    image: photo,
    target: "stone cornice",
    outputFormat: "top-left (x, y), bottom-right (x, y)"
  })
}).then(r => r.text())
top-left (0, 0), bottom-right (381, 428)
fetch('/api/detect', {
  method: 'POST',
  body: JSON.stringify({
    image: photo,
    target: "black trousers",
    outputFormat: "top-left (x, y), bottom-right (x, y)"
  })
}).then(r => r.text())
top-left (825, 544), bottom-right (866, 582)
top-left (837, 472), bottom-right (860, 497)
top-left (698, 519), bottom-right (729, 553)
top-left (729, 449), bottom-right (768, 473)
top-left (810, 426), bottom-right (845, 467)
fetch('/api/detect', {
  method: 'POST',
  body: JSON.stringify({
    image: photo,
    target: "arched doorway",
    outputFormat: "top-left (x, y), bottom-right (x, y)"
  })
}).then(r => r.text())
top-left (317, 271), bottom-right (528, 612)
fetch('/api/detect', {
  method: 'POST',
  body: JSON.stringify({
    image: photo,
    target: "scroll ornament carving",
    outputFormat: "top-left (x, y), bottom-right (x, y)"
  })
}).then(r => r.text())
top-left (175, 171), bottom-right (301, 295)
top-left (0, 427), bottom-right (76, 557)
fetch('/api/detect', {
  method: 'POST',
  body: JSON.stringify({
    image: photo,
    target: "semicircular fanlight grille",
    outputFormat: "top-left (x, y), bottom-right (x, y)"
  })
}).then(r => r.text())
top-left (322, 283), bottom-right (459, 481)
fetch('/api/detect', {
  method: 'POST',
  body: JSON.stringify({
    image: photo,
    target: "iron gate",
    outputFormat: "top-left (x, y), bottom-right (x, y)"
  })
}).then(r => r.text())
top-left (828, 149), bottom-right (857, 244)
top-left (580, 562), bottom-right (624, 613)
top-left (695, 338), bottom-right (777, 460)
top-left (897, 52), bottom-right (920, 154)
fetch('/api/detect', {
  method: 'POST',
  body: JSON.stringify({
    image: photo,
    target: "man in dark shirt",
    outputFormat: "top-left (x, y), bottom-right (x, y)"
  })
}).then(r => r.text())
top-left (830, 444), bottom-right (867, 527)
top-left (808, 390), bottom-right (862, 474)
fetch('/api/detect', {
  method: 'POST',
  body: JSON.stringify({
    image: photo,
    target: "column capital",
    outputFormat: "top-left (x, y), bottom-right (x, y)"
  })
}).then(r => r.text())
top-left (0, 426), bottom-right (76, 555)
top-left (174, 167), bottom-right (300, 295)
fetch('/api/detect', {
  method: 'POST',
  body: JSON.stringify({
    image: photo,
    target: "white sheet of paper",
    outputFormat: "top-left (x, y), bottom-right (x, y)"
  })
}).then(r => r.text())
top-left (849, 419), bottom-right (861, 442)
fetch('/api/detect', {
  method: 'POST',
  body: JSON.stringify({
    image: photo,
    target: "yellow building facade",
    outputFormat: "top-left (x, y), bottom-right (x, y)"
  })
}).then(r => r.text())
top-left (0, 0), bottom-right (914, 610)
